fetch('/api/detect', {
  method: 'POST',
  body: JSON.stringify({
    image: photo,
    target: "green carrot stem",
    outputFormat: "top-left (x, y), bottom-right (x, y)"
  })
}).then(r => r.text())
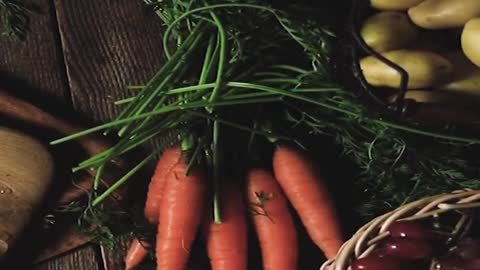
top-left (188, 111), bottom-right (290, 141)
top-left (107, 26), bottom-right (204, 135)
top-left (93, 164), bottom-right (105, 191)
top-left (115, 98), bottom-right (135, 105)
top-left (74, 123), bottom-right (176, 171)
top-left (54, 72), bottom-right (479, 146)
top-left (199, 34), bottom-right (217, 85)
top-left (127, 85), bottom-right (143, 90)
top-left (227, 82), bottom-right (357, 116)
top-left (223, 92), bottom-right (277, 100)
top-left (118, 41), bottom-right (232, 103)
top-left (181, 134), bottom-right (195, 152)
top-left (76, 113), bottom-right (184, 168)
top-left (292, 87), bottom-right (341, 93)
top-left (116, 83), bottom-right (338, 105)
top-left (269, 64), bottom-right (308, 74)
top-left (185, 137), bottom-right (204, 176)
top-left (226, 82), bottom-right (480, 144)
top-left (76, 153), bottom-right (113, 171)
top-left (161, 3), bottom-right (274, 60)
top-left (118, 27), bottom-right (205, 136)
top-left (254, 72), bottom-right (291, 78)
top-left (212, 120), bottom-right (221, 224)
top-left (208, 12), bottom-right (227, 104)
top-left (92, 148), bottom-right (162, 206)
top-left (213, 191), bottom-right (221, 224)
top-left (126, 95), bottom-right (169, 133)
top-left (125, 24), bottom-right (204, 111)
top-left (114, 87), bottom-right (204, 105)
top-left (51, 96), bottom-right (281, 145)
top-left (255, 78), bottom-right (300, 84)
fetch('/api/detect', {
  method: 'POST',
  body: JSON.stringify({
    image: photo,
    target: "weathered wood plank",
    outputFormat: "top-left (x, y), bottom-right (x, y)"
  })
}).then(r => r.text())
top-left (35, 246), bottom-right (102, 270)
top-left (53, 0), bottom-right (166, 124)
top-left (52, 1), bottom-right (167, 269)
top-left (0, 1), bottom-right (105, 269)
top-left (0, 0), bottom-right (69, 104)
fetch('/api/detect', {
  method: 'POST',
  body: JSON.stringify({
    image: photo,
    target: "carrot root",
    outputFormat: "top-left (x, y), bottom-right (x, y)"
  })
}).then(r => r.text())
top-left (125, 238), bottom-right (150, 270)
top-left (247, 168), bottom-right (298, 270)
top-left (273, 144), bottom-right (343, 259)
top-left (206, 183), bottom-right (248, 270)
top-left (144, 145), bottom-right (181, 224)
top-left (156, 162), bottom-right (206, 270)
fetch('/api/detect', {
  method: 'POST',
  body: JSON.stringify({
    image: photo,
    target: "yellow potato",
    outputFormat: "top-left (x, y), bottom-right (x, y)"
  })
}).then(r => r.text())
top-left (361, 11), bottom-right (419, 52)
top-left (400, 90), bottom-right (456, 103)
top-left (0, 127), bottom-right (54, 259)
top-left (370, 0), bottom-right (424, 11)
top-left (462, 18), bottom-right (480, 67)
top-left (408, 0), bottom-right (480, 29)
top-left (440, 51), bottom-right (480, 95)
top-left (360, 50), bottom-right (452, 89)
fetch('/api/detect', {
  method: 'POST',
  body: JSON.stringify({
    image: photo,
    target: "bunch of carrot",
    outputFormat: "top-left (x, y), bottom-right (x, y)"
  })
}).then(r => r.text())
top-left (124, 142), bottom-right (344, 270)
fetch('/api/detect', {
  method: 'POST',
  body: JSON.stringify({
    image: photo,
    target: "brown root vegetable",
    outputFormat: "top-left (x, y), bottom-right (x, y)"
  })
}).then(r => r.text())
top-left (408, 0), bottom-right (480, 29)
top-left (360, 50), bottom-right (452, 89)
top-left (0, 127), bottom-right (55, 259)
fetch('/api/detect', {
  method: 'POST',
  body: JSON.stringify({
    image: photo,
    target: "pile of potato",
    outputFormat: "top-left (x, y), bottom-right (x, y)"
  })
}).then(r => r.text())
top-left (359, 0), bottom-right (480, 124)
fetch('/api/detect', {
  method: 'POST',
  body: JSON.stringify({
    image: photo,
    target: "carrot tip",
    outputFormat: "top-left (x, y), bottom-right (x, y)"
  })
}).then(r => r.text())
top-left (124, 262), bottom-right (133, 270)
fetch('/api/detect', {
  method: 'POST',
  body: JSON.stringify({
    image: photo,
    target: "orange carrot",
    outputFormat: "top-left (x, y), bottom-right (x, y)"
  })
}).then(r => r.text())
top-left (205, 183), bottom-right (248, 270)
top-left (273, 144), bottom-right (343, 259)
top-left (125, 238), bottom-right (150, 270)
top-left (123, 145), bottom-right (181, 269)
top-left (156, 161), bottom-right (206, 270)
top-left (144, 145), bottom-right (181, 224)
top-left (247, 168), bottom-right (298, 270)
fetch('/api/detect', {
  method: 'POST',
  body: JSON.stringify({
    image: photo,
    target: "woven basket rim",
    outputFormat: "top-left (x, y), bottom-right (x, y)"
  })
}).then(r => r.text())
top-left (321, 189), bottom-right (480, 270)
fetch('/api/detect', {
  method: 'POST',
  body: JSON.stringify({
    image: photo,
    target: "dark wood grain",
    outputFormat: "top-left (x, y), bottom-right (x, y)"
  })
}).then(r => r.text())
top-left (51, 1), bottom-right (168, 269)
top-left (0, 1), bottom-right (104, 270)
top-left (53, 0), bottom-right (166, 124)
top-left (1, 0), bottom-right (197, 265)
top-left (0, 0), bottom-right (69, 103)
top-left (35, 246), bottom-right (102, 270)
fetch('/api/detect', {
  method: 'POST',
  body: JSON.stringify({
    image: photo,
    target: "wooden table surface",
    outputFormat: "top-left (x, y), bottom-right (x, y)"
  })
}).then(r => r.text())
top-left (0, 1), bottom-right (167, 269)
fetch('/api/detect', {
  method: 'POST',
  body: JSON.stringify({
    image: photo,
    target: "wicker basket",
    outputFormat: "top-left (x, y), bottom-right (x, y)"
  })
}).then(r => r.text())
top-left (321, 189), bottom-right (480, 270)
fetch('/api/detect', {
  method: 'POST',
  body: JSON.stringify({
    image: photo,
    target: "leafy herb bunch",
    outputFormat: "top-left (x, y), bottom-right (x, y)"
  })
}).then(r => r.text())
top-left (0, 0), bottom-right (30, 38)
top-left (52, 0), bottom-right (480, 238)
